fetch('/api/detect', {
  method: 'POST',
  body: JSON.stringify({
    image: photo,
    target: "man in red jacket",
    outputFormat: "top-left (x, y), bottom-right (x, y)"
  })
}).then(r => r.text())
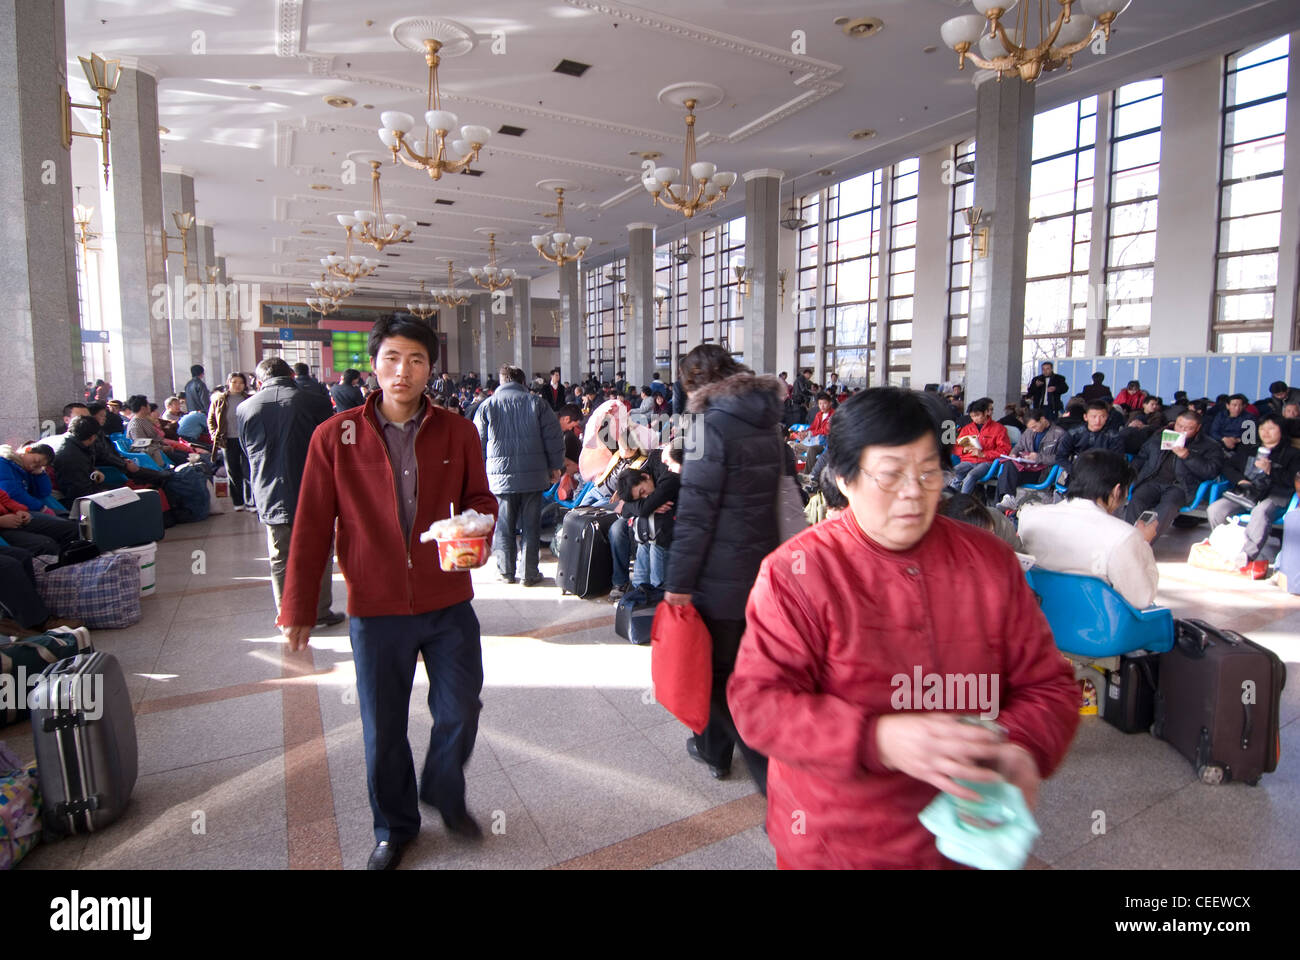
top-left (278, 317), bottom-right (498, 871)
top-left (951, 397), bottom-right (1012, 494)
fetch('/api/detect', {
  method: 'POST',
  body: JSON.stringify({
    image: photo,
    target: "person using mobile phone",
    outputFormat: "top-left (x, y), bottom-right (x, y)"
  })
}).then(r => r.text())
top-left (1018, 449), bottom-right (1160, 609)
top-left (1205, 414), bottom-right (1299, 579)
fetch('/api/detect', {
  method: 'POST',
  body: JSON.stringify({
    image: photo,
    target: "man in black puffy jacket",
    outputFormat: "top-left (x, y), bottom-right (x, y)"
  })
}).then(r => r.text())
top-left (664, 345), bottom-right (786, 795)
top-left (1124, 410), bottom-right (1226, 539)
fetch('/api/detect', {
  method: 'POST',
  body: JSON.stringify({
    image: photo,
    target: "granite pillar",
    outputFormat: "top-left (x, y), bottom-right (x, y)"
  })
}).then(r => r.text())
top-left (742, 169), bottom-right (783, 374)
top-left (625, 223), bottom-right (656, 389)
top-left (161, 167), bottom-right (196, 392)
top-left (559, 259), bottom-right (583, 384)
top-left (511, 276), bottom-right (532, 377)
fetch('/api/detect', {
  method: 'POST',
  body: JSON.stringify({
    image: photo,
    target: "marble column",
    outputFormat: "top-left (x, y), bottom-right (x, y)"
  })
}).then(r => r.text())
top-left (625, 223), bottom-right (656, 389)
top-left (559, 258), bottom-right (583, 384)
top-left (161, 166), bottom-right (196, 392)
top-left (742, 169), bottom-right (783, 375)
top-left (194, 222), bottom-right (223, 379)
top-left (0, 0), bottom-right (84, 444)
top-left (456, 303), bottom-right (475, 375)
top-left (511, 276), bottom-right (533, 376)
top-left (966, 75), bottom-right (1035, 407)
top-left (476, 293), bottom-right (494, 380)
top-left (99, 63), bottom-right (171, 401)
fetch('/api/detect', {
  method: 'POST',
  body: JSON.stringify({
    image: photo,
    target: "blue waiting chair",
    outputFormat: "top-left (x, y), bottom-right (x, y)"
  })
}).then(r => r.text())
top-left (1020, 463), bottom-right (1061, 493)
top-left (1178, 476), bottom-right (1230, 514)
top-left (110, 434), bottom-right (164, 470)
top-left (543, 479), bottom-right (594, 510)
top-left (1025, 567), bottom-right (1174, 657)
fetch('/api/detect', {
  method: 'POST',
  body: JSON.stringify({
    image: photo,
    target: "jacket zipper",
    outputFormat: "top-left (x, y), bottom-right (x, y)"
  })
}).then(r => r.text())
top-left (363, 399), bottom-right (434, 613)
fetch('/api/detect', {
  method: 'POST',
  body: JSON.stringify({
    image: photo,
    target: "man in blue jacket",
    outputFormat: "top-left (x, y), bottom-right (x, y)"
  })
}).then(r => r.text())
top-left (1208, 393), bottom-right (1257, 484)
top-left (473, 364), bottom-right (564, 586)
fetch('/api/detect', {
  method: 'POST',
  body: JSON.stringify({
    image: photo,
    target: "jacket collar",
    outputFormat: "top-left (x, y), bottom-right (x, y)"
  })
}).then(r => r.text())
top-left (362, 389), bottom-right (431, 431)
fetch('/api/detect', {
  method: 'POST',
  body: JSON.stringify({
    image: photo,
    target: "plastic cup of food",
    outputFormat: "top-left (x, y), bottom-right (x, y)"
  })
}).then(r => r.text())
top-left (436, 536), bottom-right (490, 571)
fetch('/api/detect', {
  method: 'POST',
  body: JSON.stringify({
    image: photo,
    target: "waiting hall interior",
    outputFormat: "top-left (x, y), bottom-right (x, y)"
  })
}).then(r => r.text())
top-left (2, 0), bottom-right (1299, 872)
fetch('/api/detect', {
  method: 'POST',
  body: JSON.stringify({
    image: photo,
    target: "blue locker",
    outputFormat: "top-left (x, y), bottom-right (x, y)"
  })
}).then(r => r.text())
top-left (1232, 355), bottom-right (1261, 400)
top-left (1157, 358), bottom-right (1181, 400)
top-left (1094, 358), bottom-right (1118, 394)
top-left (1112, 357), bottom-right (1137, 388)
top-left (1049, 358), bottom-right (1074, 394)
top-left (1207, 356), bottom-right (1232, 399)
top-left (1183, 357), bottom-right (1208, 398)
top-left (1137, 358), bottom-right (1159, 396)
top-left (1259, 355), bottom-right (1288, 398)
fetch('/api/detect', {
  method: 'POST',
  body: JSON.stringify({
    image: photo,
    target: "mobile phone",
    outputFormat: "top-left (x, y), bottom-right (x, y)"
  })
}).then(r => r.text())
top-left (1138, 509), bottom-right (1158, 525)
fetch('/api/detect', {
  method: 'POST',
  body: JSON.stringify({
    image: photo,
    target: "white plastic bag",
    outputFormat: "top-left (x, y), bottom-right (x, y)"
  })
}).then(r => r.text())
top-left (1207, 522), bottom-right (1248, 568)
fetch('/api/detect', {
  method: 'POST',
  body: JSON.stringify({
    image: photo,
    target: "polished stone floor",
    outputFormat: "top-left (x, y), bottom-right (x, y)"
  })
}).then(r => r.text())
top-left (10, 507), bottom-right (1300, 870)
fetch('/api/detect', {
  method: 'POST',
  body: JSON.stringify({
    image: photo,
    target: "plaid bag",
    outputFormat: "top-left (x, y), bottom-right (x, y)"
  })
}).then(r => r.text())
top-left (0, 761), bottom-right (41, 869)
top-left (0, 630), bottom-right (90, 725)
top-left (33, 554), bottom-right (141, 629)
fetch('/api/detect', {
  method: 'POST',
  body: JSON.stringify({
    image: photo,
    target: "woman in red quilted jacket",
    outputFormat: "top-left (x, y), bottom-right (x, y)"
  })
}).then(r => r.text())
top-left (728, 387), bottom-right (1079, 869)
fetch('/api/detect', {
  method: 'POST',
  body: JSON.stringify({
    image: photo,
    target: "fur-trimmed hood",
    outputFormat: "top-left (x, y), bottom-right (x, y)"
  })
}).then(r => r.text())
top-left (685, 372), bottom-right (786, 429)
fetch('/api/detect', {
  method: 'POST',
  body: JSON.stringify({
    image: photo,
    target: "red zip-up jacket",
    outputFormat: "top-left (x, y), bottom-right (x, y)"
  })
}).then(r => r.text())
top-left (276, 393), bottom-right (498, 627)
top-left (955, 419), bottom-right (1011, 463)
top-left (729, 513), bottom-right (1078, 869)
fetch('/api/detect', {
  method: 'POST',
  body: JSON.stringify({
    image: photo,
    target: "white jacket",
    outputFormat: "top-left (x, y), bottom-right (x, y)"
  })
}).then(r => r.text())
top-left (1018, 498), bottom-right (1159, 609)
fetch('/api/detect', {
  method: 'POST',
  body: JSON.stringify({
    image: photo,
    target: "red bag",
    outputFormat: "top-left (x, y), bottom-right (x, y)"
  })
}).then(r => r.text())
top-left (650, 601), bottom-right (713, 734)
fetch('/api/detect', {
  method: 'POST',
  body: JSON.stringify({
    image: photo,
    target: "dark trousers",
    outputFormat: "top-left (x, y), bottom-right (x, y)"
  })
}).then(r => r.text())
top-left (0, 545), bottom-right (48, 628)
top-left (349, 601), bottom-right (483, 843)
top-left (0, 513), bottom-right (80, 557)
top-left (1125, 481), bottom-right (1188, 538)
top-left (996, 465), bottom-right (1046, 499)
top-left (695, 615), bottom-right (768, 796)
top-left (223, 438), bottom-right (251, 507)
top-left (493, 490), bottom-right (542, 581)
top-left (1221, 446), bottom-right (1253, 486)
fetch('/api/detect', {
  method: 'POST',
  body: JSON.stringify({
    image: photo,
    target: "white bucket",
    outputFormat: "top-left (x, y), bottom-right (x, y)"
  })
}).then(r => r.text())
top-left (110, 542), bottom-right (157, 597)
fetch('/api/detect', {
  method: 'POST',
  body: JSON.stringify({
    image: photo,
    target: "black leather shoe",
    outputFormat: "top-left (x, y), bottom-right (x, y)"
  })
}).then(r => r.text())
top-left (497, 570), bottom-right (518, 584)
top-left (441, 810), bottom-right (484, 841)
top-left (315, 611), bottom-right (346, 627)
top-left (522, 575), bottom-right (545, 587)
top-left (686, 738), bottom-right (729, 779)
top-left (366, 839), bottom-right (405, 871)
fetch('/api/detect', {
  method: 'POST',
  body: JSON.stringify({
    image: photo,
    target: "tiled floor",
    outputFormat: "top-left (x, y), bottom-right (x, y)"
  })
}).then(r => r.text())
top-left (9, 508), bottom-right (1300, 869)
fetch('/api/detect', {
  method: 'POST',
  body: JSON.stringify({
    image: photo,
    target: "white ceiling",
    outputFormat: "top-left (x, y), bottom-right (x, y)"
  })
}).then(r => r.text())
top-left (64, 0), bottom-right (1300, 302)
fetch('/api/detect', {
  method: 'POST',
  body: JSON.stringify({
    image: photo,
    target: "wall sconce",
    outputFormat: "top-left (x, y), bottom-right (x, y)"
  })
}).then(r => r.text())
top-left (654, 294), bottom-right (667, 322)
top-left (963, 206), bottom-right (989, 259)
top-left (619, 291), bottom-right (635, 323)
top-left (549, 308), bottom-right (562, 334)
top-left (205, 265), bottom-right (220, 284)
top-left (72, 188), bottom-right (98, 252)
top-left (62, 53), bottom-right (122, 187)
top-left (162, 211), bottom-right (195, 272)
top-left (777, 268), bottom-right (788, 311)
top-left (733, 259), bottom-right (751, 299)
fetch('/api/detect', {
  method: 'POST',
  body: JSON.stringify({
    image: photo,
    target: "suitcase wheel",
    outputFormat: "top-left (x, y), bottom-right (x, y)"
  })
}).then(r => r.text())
top-left (1244, 775), bottom-right (1261, 787)
top-left (1198, 764), bottom-right (1225, 785)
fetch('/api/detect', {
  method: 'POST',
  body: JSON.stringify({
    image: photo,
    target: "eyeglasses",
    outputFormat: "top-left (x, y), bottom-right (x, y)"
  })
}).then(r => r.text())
top-left (860, 468), bottom-right (948, 493)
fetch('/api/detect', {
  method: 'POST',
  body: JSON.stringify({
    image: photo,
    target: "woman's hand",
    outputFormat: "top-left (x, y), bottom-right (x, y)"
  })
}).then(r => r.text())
top-left (663, 591), bottom-right (693, 607)
top-left (991, 742), bottom-right (1041, 811)
top-left (874, 714), bottom-right (1006, 801)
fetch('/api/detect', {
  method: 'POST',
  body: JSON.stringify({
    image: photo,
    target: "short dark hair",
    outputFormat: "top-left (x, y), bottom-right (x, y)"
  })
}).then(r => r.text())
top-left (940, 493), bottom-right (995, 532)
top-left (292, 362), bottom-right (310, 377)
top-left (1173, 391), bottom-right (1189, 403)
top-left (499, 364), bottom-right (525, 385)
top-left (63, 402), bottom-right (89, 419)
top-left (679, 343), bottom-right (748, 393)
top-left (642, 386), bottom-right (653, 397)
top-left (1174, 409), bottom-right (1203, 426)
top-left (68, 415), bottom-right (100, 442)
top-left (615, 469), bottom-right (650, 502)
top-left (25, 443), bottom-right (54, 461)
top-left (550, 367), bottom-right (561, 377)
top-left (816, 392), bottom-right (832, 404)
top-left (1041, 361), bottom-right (1054, 370)
top-left (1269, 380), bottom-right (1288, 395)
top-left (557, 403), bottom-right (583, 423)
top-left (1064, 400), bottom-right (1087, 419)
top-left (190, 364), bottom-right (204, 377)
top-left (1085, 400), bottom-right (1111, 413)
top-left (1091, 372), bottom-right (1105, 383)
top-left (826, 387), bottom-right (941, 485)
top-left (1026, 407), bottom-right (1051, 422)
top-left (129, 396), bottom-right (150, 413)
top-left (343, 369), bottom-right (361, 385)
top-left (1228, 393), bottom-right (1249, 404)
top-left (258, 357), bottom-right (294, 381)
top-left (1257, 413), bottom-right (1286, 433)
top-left (662, 443), bottom-right (681, 468)
top-left (1066, 449), bottom-right (1133, 504)
top-left (818, 464), bottom-right (848, 510)
top-left (368, 316), bottom-right (437, 364)
top-left (966, 397), bottom-right (994, 415)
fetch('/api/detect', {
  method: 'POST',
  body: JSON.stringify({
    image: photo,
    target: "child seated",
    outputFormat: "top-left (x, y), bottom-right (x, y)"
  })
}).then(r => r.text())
top-left (614, 457), bottom-right (680, 593)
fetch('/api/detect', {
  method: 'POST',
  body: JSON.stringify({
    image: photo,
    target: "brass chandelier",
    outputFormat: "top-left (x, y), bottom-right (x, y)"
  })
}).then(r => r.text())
top-left (406, 280), bottom-right (437, 321)
top-left (305, 296), bottom-right (340, 317)
top-left (433, 261), bottom-right (469, 308)
top-left (322, 220), bottom-right (380, 282)
top-left (642, 95), bottom-right (737, 219)
top-left (468, 232), bottom-right (517, 292)
top-left (531, 185), bottom-right (591, 267)
top-left (377, 38), bottom-right (491, 181)
top-left (940, 0), bottom-right (1132, 84)
top-left (343, 161), bottom-right (413, 251)
top-left (311, 271), bottom-right (355, 303)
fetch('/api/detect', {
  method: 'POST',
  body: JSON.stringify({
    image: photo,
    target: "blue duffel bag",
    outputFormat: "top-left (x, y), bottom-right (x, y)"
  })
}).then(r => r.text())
top-left (164, 464), bottom-right (210, 523)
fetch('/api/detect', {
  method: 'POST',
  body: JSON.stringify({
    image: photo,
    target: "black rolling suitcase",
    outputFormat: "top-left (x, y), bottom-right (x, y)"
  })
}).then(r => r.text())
top-left (557, 506), bottom-right (617, 599)
top-left (1101, 652), bottom-right (1159, 734)
top-left (1152, 619), bottom-right (1286, 785)
top-left (30, 652), bottom-right (138, 838)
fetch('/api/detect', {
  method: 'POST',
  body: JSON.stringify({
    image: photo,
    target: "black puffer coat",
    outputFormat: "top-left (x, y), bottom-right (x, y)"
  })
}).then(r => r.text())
top-left (665, 372), bottom-right (788, 621)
